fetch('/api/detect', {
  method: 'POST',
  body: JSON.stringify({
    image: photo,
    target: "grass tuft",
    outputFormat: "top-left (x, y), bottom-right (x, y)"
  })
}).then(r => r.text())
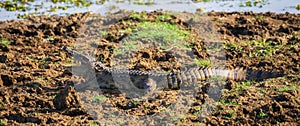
top-left (93, 95), bottom-right (106, 102)
top-left (0, 120), bottom-right (6, 126)
top-left (89, 122), bottom-right (99, 126)
top-left (194, 59), bottom-right (211, 66)
top-left (115, 20), bottom-right (192, 55)
top-left (0, 38), bottom-right (11, 46)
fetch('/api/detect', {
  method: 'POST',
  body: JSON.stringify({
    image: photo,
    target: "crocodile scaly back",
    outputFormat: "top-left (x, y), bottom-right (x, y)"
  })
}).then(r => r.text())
top-left (62, 46), bottom-right (284, 90)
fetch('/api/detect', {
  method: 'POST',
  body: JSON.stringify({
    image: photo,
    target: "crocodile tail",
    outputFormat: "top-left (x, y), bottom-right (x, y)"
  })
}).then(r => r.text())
top-left (202, 67), bottom-right (283, 81)
top-left (198, 67), bottom-right (245, 81)
top-left (245, 68), bottom-right (284, 81)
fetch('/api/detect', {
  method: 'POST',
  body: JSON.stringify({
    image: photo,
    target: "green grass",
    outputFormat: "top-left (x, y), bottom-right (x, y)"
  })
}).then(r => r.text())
top-left (156, 13), bottom-right (172, 21)
top-left (224, 40), bottom-right (283, 58)
top-left (217, 21), bottom-right (225, 25)
top-left (235, 81), bottom-right (252, 92)
top-left (278, 84), bottom-right (299, 92)
top-left (93, 95), bottom-right (106, 102)
top-left (132, 0), bottom-right (154, 5)
top-left (52, 94), bottom-right (56, 99)
top-left (63, 61), bottom-right (76, 66)
top-left (0, 38), bottom-right (11, 46)
top-left (114, 40), bottom-right (141, 55)
top-left (114, 20), bottom-right (192, 55)
top-left (48, 36), bottom-right (55, 41)
top-left (255, 15), bottom-right (265, 21)
top-left (259, 111), bottom-right (268, 119)
top-left (224, 81), bottom-right (252, 97)
top-left (239, 0), bottom-right (267, 7)
top-left (129, 12), bottom-right (147, 21)
top-left (132, 100), bottom-right (140, 106)
top-left (89, 122), bottom-right (99, 126)
top-left (192, 106), bottom-right (202, 115)
top-left (99, 31), bottom-right (108, 36)
top-left (125, 21), bottom-right (190, 42)
top-left (216, 100), bottom-right (240, 106)
top-left (0, 120), bottom-right (6, 126)
top-left (194, 59), bottom-right (211, 66)
top-left (26, 56), bottom-right (37, 62)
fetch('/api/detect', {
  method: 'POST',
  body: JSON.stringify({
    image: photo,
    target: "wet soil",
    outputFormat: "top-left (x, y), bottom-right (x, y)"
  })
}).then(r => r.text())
top-left (0, 11), bottom-right (299, 125)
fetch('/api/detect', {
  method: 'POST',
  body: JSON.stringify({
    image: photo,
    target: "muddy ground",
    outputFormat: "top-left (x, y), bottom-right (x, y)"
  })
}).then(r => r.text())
top-left (0, 11), bottom-right (299, 125)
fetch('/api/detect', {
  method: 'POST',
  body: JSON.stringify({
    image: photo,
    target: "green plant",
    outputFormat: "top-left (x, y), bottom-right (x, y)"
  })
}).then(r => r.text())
top-left (259, 111), bottom-right (268, 119)
top-left (192, 106), bottom-right (202, 115)
top-left (156, 13), bottom-right (172, 21)
top-left (225, 40), bottom-right (281, 58)
top-left (0, 38), bottom-right (10, 46)
top-left (255, 15), bottom-right (265, 21)
top-left (132, 0), bottom-right (154, 5)
top-left (114, 40), bottom-right (141, 55)
top-left (216, 100), bottom-right (240, 106)
top-left (278, 84), bottom-right (299, 92)
top-left (0, 120), bottom-right (6, 126)
top-left (129, 12), bottom-right (147, 20)
top-left (217, 21), bottom-right (225, 25)
top-left (130, 21), bottom-right (189, 42)
top-left (48, 36), bottom-right (55, 41)
top-left (257, 89), bottom-right (266, 96)
top-left (99, 31), bottom-right (108, 36)
top-left (115, 20), bottom-right (192, 54)
top-left (64, 61), bottom-right (76, 66)
top-left (89, 122), bottom-right (99, 126)
top-left (26, 56), bottom-right (37, 62)
top-left (93, 95), bottom-right (106, 102)
top-left (231, 81), bottom-right (252, 94)
top-left (52, 94), bottom-right (56, 99)
top-left (132, 100), bottom-right (140, 106)
top-left (194, 59), bottom-right (211, 66)
top-left (240, 81), bottom-right (251, 90)
top-left (245, 1), bottom-right (252, 7)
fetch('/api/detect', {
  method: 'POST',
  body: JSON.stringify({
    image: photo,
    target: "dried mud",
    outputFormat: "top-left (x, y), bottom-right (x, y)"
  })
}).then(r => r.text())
top-left (0, 11), bottom-right (299, 125)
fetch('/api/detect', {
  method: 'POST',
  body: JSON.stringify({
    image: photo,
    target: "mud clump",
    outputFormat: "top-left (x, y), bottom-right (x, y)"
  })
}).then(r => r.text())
top-left (0, 74), bottom-right (14, 86)
top-left (53, 86), bottom-right (81, 110)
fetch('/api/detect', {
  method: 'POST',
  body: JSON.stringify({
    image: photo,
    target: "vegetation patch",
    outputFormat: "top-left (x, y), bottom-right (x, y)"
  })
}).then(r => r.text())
top-left (224, 40), bottom-right (286, 58)
top-left (111, 12), bottom-right (195, 55)
top-left (277, 84), bottom-right (300, 92)
top-left (194, 59), bottom-right (211, 66)
top-left (93, 95), bottom-right (106, 103)
top-left (0, 120), bottom-right (6, 126)
top-left (0, 38), bottom-right (11, 46)
top-left (239, 0), bottom-right (267, 7)
top-left (89, 122), bottom-right (100, 126)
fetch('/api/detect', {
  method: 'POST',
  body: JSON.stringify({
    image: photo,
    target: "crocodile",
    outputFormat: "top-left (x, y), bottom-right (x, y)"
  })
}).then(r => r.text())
top-left (62, 46), bottom-right (284, 95)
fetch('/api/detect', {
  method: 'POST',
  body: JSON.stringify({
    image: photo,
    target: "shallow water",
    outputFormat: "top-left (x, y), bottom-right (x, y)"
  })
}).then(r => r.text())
top-left (0, 0), bottom-right (299, 21)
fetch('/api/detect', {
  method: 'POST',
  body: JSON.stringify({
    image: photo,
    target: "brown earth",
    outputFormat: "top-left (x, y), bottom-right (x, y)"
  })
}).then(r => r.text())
top-left (0, 11), bottom-right (299, 125)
